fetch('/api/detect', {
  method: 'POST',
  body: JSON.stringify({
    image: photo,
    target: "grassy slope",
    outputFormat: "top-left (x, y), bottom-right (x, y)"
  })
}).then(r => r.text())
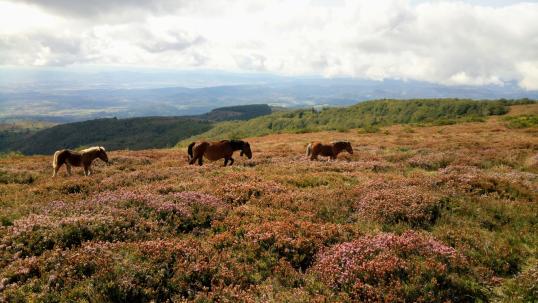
top-left (178, 99), bottom-right (509, 145)
top-left (0, 106), bottom-right (537, 302)
top-left (0, 121), bottom-right (59, 155)
top-left (1, 104), bottom-right (272, 155)
top-left (10, 117), bottom-right (214, 155)
top-left (502, 103), bottom-right (538, 129)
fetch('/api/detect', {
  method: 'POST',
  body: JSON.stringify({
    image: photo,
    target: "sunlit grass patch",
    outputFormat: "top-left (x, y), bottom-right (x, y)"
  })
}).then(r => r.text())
top-left (0, 169), bottom-right (36, 185)
top-left (503, 115), bottom-right (538, 129)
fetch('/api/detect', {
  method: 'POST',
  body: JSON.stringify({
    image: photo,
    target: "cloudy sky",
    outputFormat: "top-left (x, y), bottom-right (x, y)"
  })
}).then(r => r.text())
top-left (1, 0), bottom-right (537, 89)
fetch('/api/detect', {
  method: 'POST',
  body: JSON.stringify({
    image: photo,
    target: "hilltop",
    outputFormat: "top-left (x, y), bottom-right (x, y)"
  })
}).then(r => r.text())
top-left (0, 104), bottom-right (537, 302)
top-left (179, 98), bottom-right (513, 144)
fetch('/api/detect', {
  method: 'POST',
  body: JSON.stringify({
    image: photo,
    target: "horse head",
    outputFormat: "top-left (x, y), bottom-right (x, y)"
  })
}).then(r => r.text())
top-left (333, 141), bottom-right (353, 155)
top-left (239, 141), bottom-right (252, 159)
top-left (98, 147), bottom-right (109, 163)
top-left (345, 141), bottom-right (353, 155)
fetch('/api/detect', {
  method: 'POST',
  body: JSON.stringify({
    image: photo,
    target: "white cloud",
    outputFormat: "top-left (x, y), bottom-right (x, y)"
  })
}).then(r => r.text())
top-left (517, 61), bottom-right (538, 90)
top-left (0, 0), bottom-right (537, 90)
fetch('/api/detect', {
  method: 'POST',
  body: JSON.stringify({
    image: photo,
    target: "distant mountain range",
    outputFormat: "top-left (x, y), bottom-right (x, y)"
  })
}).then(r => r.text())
top-left (1, 69), bottom-right (537, 123)
top-left (0, 104), bottom-right (271, 155)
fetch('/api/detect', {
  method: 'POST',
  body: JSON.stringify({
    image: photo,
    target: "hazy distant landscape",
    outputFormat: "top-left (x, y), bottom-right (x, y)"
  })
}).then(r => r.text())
top-left (2, 69), bottom-right (538, 123)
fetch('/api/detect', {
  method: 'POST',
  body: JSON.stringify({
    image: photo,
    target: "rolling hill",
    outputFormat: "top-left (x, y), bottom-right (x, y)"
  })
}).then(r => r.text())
top-left (178, 99), bottom-right (512, 144)
top-left (0, 104), bottom-right (271, 155)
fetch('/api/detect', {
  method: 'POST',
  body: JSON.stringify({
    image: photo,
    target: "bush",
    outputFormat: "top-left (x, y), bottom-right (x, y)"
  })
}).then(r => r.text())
top-left (437, 166), bottom-right (537, 201)
top-left (504, 115), bottom-right (538, 129)
top-left (180, 99), bottom-right (509, 143)
top-left (502, 264), bottom-right (538, 302)
top-left (0, 239), bottom-right (218, 302)
top-left (309, 231), bottom-right (484, 302)
top-left (408, 152), bottom-right (454, 170)
top-left (245, 220), bottom-right (351, 270)
top-left (354, 178), bottom-right (445, 227)
top-left (357, 125), bottom-right (380, 134)
top-left (0, 169), bottom-right (36, 184)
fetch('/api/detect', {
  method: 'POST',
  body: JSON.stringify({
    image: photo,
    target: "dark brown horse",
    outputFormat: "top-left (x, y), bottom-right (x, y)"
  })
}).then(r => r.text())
top-left (188, 140), bottom-right (252, 166)
top-left (306, 141), bottom-right (353, 160)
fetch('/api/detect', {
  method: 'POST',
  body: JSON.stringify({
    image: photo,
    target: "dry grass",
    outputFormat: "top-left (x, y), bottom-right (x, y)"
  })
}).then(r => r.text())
top-left (0, 115), bottom-right (537, 302)
top-left (505, 104), bottom-right (538, 116)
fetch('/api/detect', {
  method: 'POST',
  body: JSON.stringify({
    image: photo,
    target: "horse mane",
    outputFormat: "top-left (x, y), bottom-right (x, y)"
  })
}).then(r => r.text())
top-left (331, 141), bottom-right (350, 147)
top-left (229, 140), bottom-right (245, 150)
top-left (80, 146), bottom-right (105, 155)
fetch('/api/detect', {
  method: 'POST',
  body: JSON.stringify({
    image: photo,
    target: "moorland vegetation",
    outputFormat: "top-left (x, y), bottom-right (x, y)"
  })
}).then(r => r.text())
top-left (0, 102), bottom-right (536, 302)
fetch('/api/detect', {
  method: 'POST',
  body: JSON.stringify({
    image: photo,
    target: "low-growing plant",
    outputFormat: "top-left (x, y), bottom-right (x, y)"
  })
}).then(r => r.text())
top-left (309, 231), bottom-right (485, 302)
top-left (504, 115), bottom-right (538, 129)
top-left (354, 177), bottom-right (445, 227)
top-left (0, 169), bottom-right (36, 184)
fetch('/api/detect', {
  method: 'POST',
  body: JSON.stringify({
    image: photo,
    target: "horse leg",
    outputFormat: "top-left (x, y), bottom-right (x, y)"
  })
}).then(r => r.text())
top-left (223, 157), bottom-right (229, 166)
top-left (189, 154), bottom-right (196, 165)
top-left (229, 157), bottom-right (234, 166)
top-left (197, 155), bottom-right (203, 166)
top-left (53, 164), bottom-right (61, 177)
top-left (66, 164), bottom-right (72, 176)
top-left (83, 165), bottom-right (89, 176)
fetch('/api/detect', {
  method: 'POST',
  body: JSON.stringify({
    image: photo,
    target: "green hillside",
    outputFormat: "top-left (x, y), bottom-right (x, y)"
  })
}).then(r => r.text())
top-left (179, 99), bottom-right (510, 144)
top-left (1, 104), bottom-right (272, 155)
top-left (11, 117), bottom-right (212, 155)
top-left (195, 104), bottom-right (272, 121)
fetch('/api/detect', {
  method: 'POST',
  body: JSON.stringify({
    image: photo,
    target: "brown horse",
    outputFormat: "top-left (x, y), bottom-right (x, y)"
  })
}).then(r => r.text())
top-left (52, 146), bottom-right (109, 177)
top-left (306, 141), bottom-right (353, 160)
top-left (188, 140), bottom-right (252, 166)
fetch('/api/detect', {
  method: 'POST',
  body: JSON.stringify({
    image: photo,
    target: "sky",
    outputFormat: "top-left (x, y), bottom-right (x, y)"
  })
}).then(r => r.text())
top-left (0, 0), bottom-right (537, 90)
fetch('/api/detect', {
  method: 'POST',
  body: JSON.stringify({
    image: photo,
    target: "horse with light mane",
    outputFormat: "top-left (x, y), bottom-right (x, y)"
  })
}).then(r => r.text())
top-left (188, 140), bottom-right (252, 166)
top-left (52, 146), bottom-right (109, 177)
top-left (306, 141), bottom-right (353, 160)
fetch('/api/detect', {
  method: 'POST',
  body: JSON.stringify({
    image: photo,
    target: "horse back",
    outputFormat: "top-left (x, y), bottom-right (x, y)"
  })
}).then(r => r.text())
top-left (62, 150), bottom-right (82, 166)
top-left (202, 141), bottom-right (234, 161)
top-left (311, 142), bottom-right (335, 157)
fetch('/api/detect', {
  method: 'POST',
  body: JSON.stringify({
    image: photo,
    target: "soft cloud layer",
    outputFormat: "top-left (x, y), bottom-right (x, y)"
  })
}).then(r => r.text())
top-left (1, 0), bottom-right (537, 89)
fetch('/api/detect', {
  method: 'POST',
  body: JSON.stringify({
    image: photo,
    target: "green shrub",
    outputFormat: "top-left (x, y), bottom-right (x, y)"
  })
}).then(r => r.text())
top-left (504, 115), bottom-right (538, 129)
top-left (357, 125), bottom-right (380, 133)
top-left (0, 170), bottom-right (36, 184)
top-left (501, 264), bottom-right (538, 302)
top-left (179, 99), bottom-right (509, 144)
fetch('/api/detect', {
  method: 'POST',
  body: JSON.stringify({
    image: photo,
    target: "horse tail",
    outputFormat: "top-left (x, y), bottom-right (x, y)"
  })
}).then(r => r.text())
top-left (187, 142), bottom-right (196, 160)
top-left (306, 143), bottom-right (312, 157)
top-left (53, 150), bottom-right (62, 168)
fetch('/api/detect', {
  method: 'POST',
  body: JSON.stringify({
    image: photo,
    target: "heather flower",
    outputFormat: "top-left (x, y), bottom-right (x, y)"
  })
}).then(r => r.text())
top-left (354, 178), bottom-right (445, 227)
top-left (211, 173), bottom-right (285, 205)
top-left (245, 220), bottom-right (352, 270)
top-left (310, 231), bottom-right (478, 302)
top-left (437, 165), bottom-right (537, 201)
top-left (408, 151), bottom-right (454, 170)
